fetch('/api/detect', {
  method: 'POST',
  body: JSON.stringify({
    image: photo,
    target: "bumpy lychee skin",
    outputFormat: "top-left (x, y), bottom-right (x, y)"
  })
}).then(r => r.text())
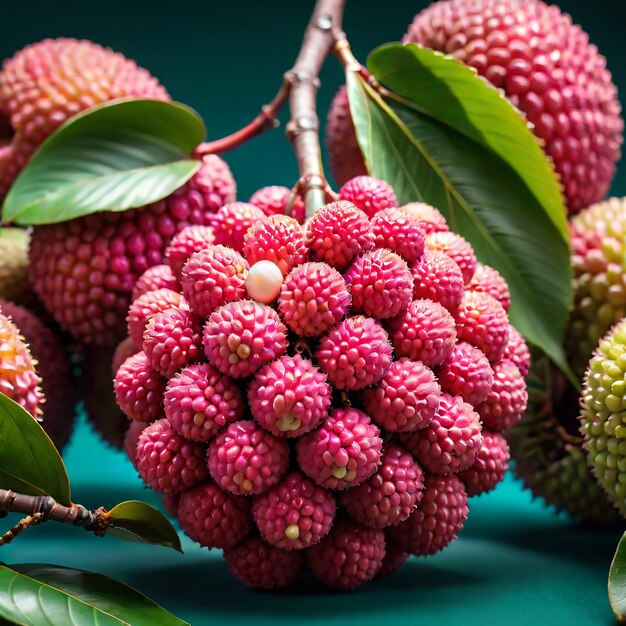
top-left (390, 474), bottom-right (468, 556)
top-left (131, 265), bottom-right (178, 301)
top-left (401, 393), bottom-right (482, 475)
top-left (388, 298), bottom-right (457, 367)
top-left (161, 494), bottom-right (180, 519)
top-left (223, 534), bottom-right (303, 590)
top-left (503, 325), bottom-right (531, 378)
top-left (371, 207), bottom-right (426, 264)
top-left (455, 291), bottom-right (510, 363)
top-left (242, 215), bottom-right (308, 276)
top-left (341, 444), bottom-right (424, 529)
top-left (477, 360), bottom-right (528, 431)
top-left (143, 307), bottom-right (200, 378)
top-left (165, 225), bottom-right (216, 280)
top-left (114, 352), bottom-right (165, 423)
top-left (425, 231), bottom-right (477, 284)
top-left (127, 288), bottom-right (185, 348)
top-left (123, 420), bottom-right (145, 467)
top-left (29, 153), bottom-right (235, 347)
top-left (211, 202), bottom-right (266, 253)
top-left (296, 407), bottom-right (383, 490)
top-left (567, 198), bottom-right (626, 376)
top-left (339, 176), bottom-right (398, 219)
top-left (437, 341), bottom-right (494, 406)
top-left (112, 336), bottom-right (139, 374)
top-left (248, 355), bottom-right (332, 438)
top-left (404, 0), bottom-right (624, 214)
top-left (278, 262), bottom-right (350, 337)
top-left (361, 358), bottom-right (441, 433)
top-left (249, 186), bottom-right (306, 224)
top-left (181, 245), bottom-right (249, 318)
top-left (252, 471), bottom-right (336, 550)
top-left (208, 420), bottom-right (290, 496)
top-left (345, 249), bottom-right (413, 319)
top-left (468, 263), bottom-right (511, 312)
top-left (0, 313), bottom-right (41, 418)
top-left (580, 319), bottom-right (626, 516)
top-left (135, 418), bottom-right (208, 495)
top-left (305, 520), bottom-right (386, 590)
top-left (177, 481), bottom-right (253, 549)
top-left (376, 539), bottom-right (410, 579)
top-left (0, 38), bottom-right (170, 195)
top-left (164, 362), bottom-right (244, 442)
top-left (412, 251), bottom-right (464, 312)
top-left (401, 203), bottom-right (449, 234)
top-left (202, 300), bottom-right (287, 379)
top-left (0, 229), bottom-right (31, 304)
top-left (459, 431), bottom-right (510, 497)
top-left (325, 85), bottom-right (366, 187)
top-left (0, 300), bottom-right (75, 449)
top-left (315, 316), bottom-right (393, 390)
top-left (306, 201), bottom-right (374, 271)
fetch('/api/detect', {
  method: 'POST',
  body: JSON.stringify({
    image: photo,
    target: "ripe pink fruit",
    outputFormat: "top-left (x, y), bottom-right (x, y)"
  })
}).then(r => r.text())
top-left (400, 393), bottom-right (482, 475)
top-left (208, 420), bottom-right (290, 495)
top-left (164, 362), bottom-right (244, 442)
top-left (202, 300), bottom-right (287, 378)
top-left (361, 358), bottom-right (441, 433)
top-left (211, 202), bottom-right (266, 252)
top-left (458, 430), bottom-right (510, 496)
top-left (223, 535), bottom-right (302, 590)
top-left (278, 262), bottom-right (350, 337)
top-left (390, 474), bottom-right (468, 556)
top-left (404, 0), bottom-right (623, 213)
top-left (248, 355), bottom-right (331, 438)
top-left (112, 336), bottom-right (139, 375)
top-left (467, 263), bottom-right (511, 312)
top-left (388, 298), bottom-right (457, 367)
top-left (341, 443), bottom-right (424, 528)
top-left (131, 265), bottom-right (178, 301)
top-left (503, 326), bottom-right (531, 377)
top-left (127, 288), bottom-right (185, 348)
top-left (401, 203), bottom-right (449, 234)
top-left (314, 315), bottom-right (393, 390)
top-left (412, 250), bottom-right (465, 312)
top-left (165, 225), bottom-right (216, 280)
top-left (376, 539), bottom-right (410, 579)
top-left (338, 176), bottom-right (397, 218)
top-left (177, 481), bottom-right (252, 549)
top-left (305, 520), bottom-right (385, 590)
top-left (180, 245), bottom-right (249, 318)
top-left (252, 471), bottom-right (336, 550)
top-left (114, 352), bottom-right (165, 422)
top-left (135, 418), bottom-right (208, 494)
top-left (249, 185), bottom-right (305, 224)
top-left (371, 207), bottom-right (426, 264)
top-left (123, 420), bottom-right (145, 468)
top-left (296, 407), bottom-right (383, 490)
top-left (425, 231), bottom-right (477, 284)
top-left (306, 201), bottom-right (374, 271)
top-left (344, 249), bottom-right (413, 319)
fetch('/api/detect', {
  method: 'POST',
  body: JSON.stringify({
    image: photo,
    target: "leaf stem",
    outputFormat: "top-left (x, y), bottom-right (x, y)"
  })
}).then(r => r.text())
top-left (0, 513), bottom-right (44, 546)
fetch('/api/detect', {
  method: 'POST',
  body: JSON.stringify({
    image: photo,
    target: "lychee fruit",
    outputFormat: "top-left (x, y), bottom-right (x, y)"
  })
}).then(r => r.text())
top-left (131, 265), bottom-right (178, 301)
top-left (249, 185), bottom-right (306, 224)
top-left (467, 263), bottom-right (511, 312)
top-left (458, 430), bottom-right (510, 497)
top-left (425, 231), bottom-right (477, 284)
top-left (503, 325), bottom-right (531, 377)
top-left (127, 288), bottom-right (186, 348)
top-left (371, 207), bottom-right (426, 264)
top-left (165, 225), bottom-right (216, 280)
top-left (412, 250), bottom-right (464, 312)
top-left (211, 202), bottom-right (266, 253)
top-left (401, 203), bottom-right (449, 234)
top-left (338, 175), bottom-right (397, 219)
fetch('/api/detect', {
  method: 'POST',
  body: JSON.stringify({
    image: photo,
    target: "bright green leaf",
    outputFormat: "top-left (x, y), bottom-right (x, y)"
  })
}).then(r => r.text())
top-left (0, 394), bottom-right (70, 506)
top-left (2, 99), bottom-right (205, 225)
top-left (367, 43), bottom-right (569, 240)
top-left (0, 563), bottom-right (188, 626)
top-left (347, 73), bottom-right (573, 379)
top-left (609, 532), bottom-right (626, 621)
top-left (107, 501), bottom-right (182, 552)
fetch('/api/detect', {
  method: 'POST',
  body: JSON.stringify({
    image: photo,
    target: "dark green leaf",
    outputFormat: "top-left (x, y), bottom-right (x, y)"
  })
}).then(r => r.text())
top-left (367, 43), bottom-right (569, 240)
top-left (0, 563), bottom-right (188, 626)
top-left (2, 99), bottom-right (205, 226)
top-left (610, 532), bottom-right (626, 621)
top-left (0, 394), bottom-right (70, 506)
top-left (107, 501), bottom-right (182, 552)
top-left (347, 73), bottom-right (573, 378)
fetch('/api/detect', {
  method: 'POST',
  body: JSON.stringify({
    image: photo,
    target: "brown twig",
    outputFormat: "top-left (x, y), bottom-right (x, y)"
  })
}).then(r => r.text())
top-left (0, 489), bottom-right (110, 540)
top-left (196, 78), bottom-right (291, 156)
top-left (285, 0), bottom-right (347, 219)
top-left (0, 513), bottom-right (45, 546)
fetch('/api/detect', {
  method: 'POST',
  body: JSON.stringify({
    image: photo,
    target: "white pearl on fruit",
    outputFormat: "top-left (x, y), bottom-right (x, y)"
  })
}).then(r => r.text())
top-left (246, 260), bottom-right (284, 304)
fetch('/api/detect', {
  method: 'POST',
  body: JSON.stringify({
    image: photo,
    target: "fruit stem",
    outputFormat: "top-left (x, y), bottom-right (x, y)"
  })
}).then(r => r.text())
top-left (0, 489), bottom-right (111, 543)
top-left (285, 0), bottom-right (346, 218)
top-left (197, 78), bottom-right (292, 155)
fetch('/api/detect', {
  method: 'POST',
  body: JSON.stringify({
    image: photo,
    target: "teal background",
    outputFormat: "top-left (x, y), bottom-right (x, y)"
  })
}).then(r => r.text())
top-left (1, 1), bottom-right (626, 624)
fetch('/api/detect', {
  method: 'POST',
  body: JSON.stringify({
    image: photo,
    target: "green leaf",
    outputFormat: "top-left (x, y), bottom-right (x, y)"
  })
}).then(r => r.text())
top-left (2, 99), bottom-right (205, 226)
top-left (107, 501), bottom-right (182, 552)
top-left (609, 532), bottom-right (626, 621)
top-left (347, 72), bottom-right (573, 379)
top-left (0, 394), bottom-right (70, 506)
top-left (367, 43), bottom-right (569, 240)
top-left (0, 563), bottom-right (188, 626)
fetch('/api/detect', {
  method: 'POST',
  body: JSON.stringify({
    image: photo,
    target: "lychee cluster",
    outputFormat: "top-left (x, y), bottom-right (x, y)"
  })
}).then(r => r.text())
top-left (115, 176), bottom-right (527, 590)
